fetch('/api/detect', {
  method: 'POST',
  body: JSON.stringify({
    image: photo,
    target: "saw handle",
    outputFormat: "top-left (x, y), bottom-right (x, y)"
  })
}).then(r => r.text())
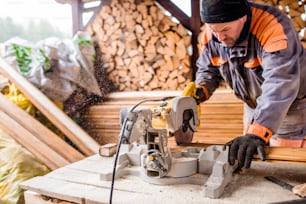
top-left (181, 82), bottom-right (206, 105)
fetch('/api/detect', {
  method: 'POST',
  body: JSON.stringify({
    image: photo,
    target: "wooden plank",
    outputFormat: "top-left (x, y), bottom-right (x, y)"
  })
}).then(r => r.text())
top-left (98, 143), bottom-right (117, 157)
top-left (0, 110), bottom-right (69, 170)
top-left (0, 93), bottom-right (85, 163)
top-left (0, 57), bottom-right (99, 156)
top-left (264, 147), bottom-right (306, 163)
top-left (172, 144), bottom-right (306, 163)
top-left (22, 176), bottom-right (93, 203)
top-left (24, 191), bottom-right (74, 204)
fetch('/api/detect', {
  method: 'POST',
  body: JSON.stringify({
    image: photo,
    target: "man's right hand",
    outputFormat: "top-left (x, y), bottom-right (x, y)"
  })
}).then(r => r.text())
top-left (195, 87), bottom-right (206, 104)
top-left (224, 134), bottom-right (267, 169)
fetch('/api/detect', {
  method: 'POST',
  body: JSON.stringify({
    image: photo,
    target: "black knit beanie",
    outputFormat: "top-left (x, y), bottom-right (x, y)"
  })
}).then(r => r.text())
top-left (200, 0), bottom-right (248, 23)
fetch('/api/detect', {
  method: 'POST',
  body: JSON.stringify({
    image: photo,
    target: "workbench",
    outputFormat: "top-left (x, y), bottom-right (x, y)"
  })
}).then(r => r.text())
top-left (21, 154), bottom-right (306, 204)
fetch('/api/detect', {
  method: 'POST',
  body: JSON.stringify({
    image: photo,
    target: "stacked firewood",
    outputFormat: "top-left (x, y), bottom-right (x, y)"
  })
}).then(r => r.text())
top-left (87, 0), bottom-right (192, 91)
top-left (87, 0), bottom-right (305, 92)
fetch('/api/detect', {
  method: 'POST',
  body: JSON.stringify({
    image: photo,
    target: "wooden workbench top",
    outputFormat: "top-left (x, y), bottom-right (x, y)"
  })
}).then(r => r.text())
top-left (21, 154), bottom-right (306, 204)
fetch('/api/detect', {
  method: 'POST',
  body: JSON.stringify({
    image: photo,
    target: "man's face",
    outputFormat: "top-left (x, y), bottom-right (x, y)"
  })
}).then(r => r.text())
top-left (205, 15), bottom-right (247, 47)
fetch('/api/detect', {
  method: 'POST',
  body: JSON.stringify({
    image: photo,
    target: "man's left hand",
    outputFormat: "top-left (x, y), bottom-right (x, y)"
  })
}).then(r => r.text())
top-left (224, 134), bottom-right (267, 169)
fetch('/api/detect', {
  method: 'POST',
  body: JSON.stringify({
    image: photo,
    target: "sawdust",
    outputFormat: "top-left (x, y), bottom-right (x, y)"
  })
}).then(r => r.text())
top-left (63, 42), bottom-right (117, 119)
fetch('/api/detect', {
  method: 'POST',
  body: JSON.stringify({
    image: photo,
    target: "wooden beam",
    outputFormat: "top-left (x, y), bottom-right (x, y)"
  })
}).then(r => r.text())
top-left (0, 57), bottom-right (100, 156)
top-left (155, 0), bottom-right (191, 31)
top-left (173, 143), bottom-right (306, 164)
top-left (190, 0), bottom-right (201, 79)
top-left (71, 0), bottom-right (110, 35)
top-left (71, 0), bottom-right (82, 34)
top-left (0, 110), bottom-right (69, 170)
top-left (0, 93), bottom-right (85, 163)
top-left (263, 147), bottom-right (306, 163)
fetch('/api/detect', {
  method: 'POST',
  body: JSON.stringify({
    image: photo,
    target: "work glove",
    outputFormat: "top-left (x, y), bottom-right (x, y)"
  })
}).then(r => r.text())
top-left (195, 87), bottom-right (206, 104)
top-left (224, 134), bottom-right (267, 169)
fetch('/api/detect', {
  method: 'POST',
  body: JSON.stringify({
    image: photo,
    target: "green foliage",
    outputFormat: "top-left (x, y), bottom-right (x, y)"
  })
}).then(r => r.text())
top-left (76, 35), bottom-right (93, 47)
top-left (0, 17), bottom-right (70, 43)
top-left (37, 48), bottom-right (51, 72)
top-left (11, 44), bottom-right (32, 75)
top-left (11, 43), bottom-right (51, 75)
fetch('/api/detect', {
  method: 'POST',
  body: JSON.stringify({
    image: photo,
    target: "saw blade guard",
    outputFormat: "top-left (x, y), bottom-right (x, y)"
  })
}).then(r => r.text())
top-left (165, 96), bottom-right (199, 144)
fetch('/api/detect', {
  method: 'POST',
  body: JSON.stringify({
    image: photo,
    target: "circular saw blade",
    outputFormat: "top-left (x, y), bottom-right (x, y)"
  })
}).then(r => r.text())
top-left (174, 109), bottom-right (196, 145)
top-left (174, 126), bottom-right (194, 145)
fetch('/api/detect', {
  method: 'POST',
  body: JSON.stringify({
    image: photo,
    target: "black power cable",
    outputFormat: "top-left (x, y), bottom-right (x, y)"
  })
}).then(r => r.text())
top-left (109, 96), bottom-right (175, 204)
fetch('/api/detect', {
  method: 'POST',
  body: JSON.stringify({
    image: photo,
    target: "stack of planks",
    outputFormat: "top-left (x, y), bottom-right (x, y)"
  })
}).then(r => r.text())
top-left (87, 0), bottom-right (192, 91)
top-left (81, 88), bottom-right (244, 146)
top-left (0, 93), bottom-right (84, 170)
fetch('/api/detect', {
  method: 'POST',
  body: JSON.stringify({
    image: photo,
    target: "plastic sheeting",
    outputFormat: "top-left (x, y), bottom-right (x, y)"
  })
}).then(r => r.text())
top-left (0, 31), bottom-right (101, 102)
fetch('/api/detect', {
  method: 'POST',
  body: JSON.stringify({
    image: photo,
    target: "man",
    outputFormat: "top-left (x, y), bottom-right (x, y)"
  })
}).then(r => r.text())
top-left (195, 0), bottom-right (306, 169)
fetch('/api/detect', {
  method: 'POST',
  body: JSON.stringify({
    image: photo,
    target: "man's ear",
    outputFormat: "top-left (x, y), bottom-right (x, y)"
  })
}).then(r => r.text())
top-left (239, 15), bottom-right (247, 24)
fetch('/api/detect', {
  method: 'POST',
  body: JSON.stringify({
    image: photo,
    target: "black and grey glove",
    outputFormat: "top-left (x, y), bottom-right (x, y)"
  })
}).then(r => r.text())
top-left (224, 134), bottom-right (267, 169)
top-left (195, 87), bottom-right (206, 104)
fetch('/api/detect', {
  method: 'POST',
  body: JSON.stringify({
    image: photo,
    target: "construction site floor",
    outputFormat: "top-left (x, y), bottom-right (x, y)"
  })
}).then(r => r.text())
top-left (21, 154), bottom-right (306, 204)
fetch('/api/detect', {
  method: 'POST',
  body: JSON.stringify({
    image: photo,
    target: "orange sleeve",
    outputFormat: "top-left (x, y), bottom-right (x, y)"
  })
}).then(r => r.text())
top-left (245, 122), bottom-right (273, 143)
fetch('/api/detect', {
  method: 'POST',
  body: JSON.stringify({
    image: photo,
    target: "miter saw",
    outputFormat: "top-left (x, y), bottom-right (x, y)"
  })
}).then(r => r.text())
top-left (119, 81), bottom-right (201, 146)
top-left (103, 82), bottom-right (235, 202)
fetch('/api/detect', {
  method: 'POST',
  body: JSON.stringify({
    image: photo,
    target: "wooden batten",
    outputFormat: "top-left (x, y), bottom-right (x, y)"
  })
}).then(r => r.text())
top-left (0, 110), bottom-right (69, 170)
top-left (0, 93), bottom-right (84, 165)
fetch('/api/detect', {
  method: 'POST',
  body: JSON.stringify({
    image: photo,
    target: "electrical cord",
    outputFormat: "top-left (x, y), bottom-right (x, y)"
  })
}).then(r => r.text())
top-left (109, 96), bottom-right (175, 204)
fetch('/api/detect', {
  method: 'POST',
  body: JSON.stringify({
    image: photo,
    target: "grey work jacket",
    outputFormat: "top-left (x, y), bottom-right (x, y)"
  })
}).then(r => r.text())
top-left (195, 2), bottom-right (306, 133)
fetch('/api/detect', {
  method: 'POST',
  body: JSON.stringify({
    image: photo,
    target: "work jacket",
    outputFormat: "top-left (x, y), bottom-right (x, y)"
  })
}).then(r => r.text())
top-left (195, 1), bottom-right (306, 137)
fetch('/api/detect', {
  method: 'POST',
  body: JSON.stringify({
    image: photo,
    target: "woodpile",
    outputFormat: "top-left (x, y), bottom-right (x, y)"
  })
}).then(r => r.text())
top-left (86, 0), bottom-right (192, 91)
top-left (81, 88), bottom-right (244, 146)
